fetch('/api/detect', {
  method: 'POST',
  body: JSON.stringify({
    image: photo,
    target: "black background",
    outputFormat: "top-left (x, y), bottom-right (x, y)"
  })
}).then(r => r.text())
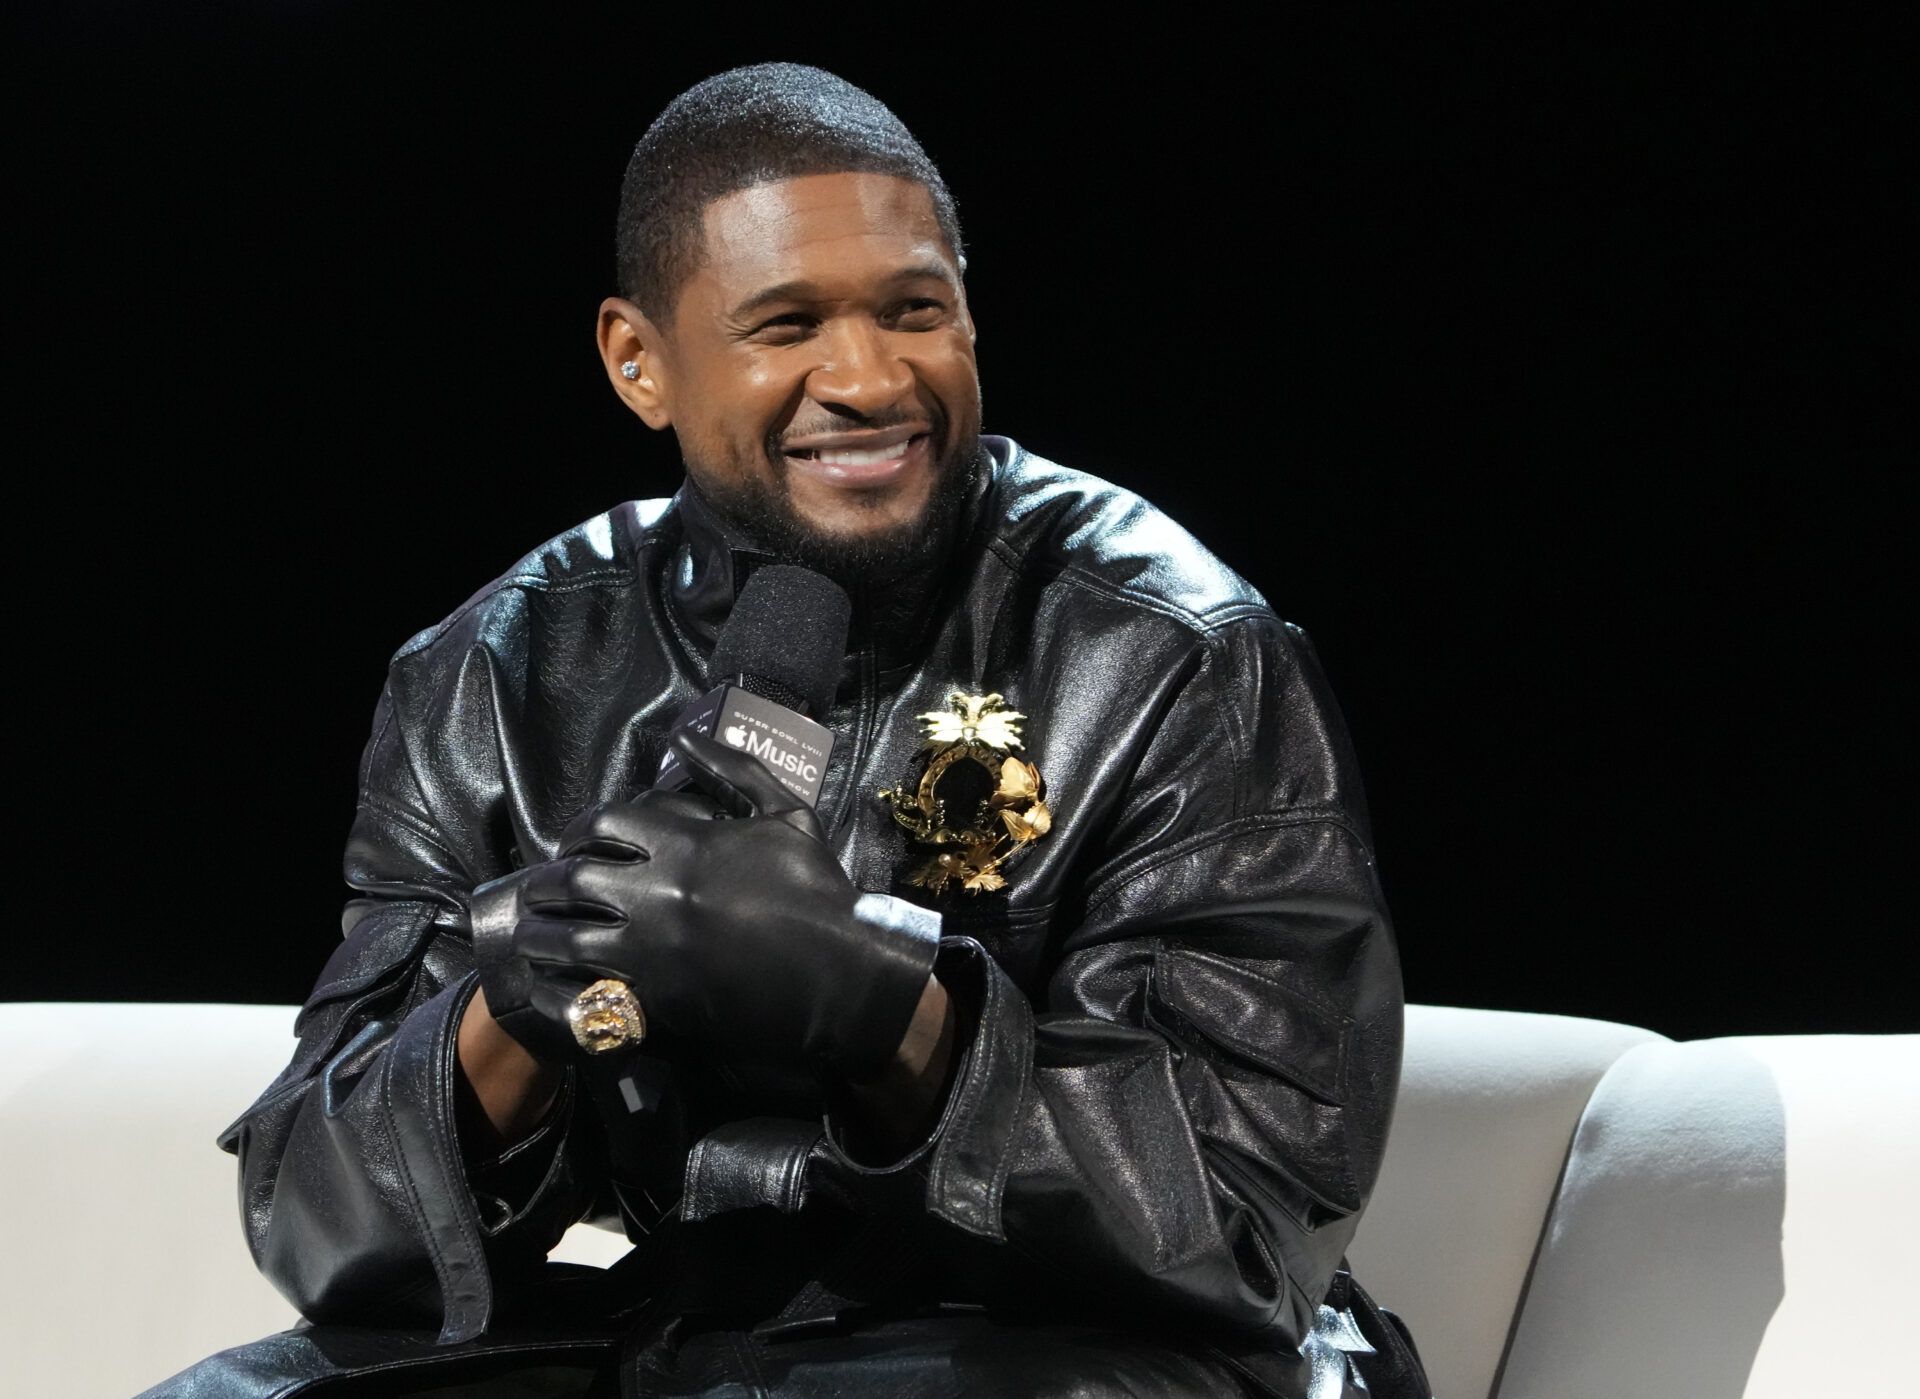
top-left (11, 8), bottom-right (1910, 1036)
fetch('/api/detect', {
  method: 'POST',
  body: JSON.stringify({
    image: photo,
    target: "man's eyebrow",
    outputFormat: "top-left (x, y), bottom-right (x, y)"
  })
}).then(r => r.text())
top-left (727, 263), bottom-right (959, 321)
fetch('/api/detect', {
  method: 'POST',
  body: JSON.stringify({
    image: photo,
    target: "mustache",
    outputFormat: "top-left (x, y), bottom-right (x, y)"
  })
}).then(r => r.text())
top-left (771, 404), bottom-right (945, 452)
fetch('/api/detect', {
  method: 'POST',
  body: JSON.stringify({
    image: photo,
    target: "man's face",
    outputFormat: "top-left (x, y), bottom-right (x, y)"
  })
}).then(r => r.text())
top-left (607, 171), bottom-right (983, 583)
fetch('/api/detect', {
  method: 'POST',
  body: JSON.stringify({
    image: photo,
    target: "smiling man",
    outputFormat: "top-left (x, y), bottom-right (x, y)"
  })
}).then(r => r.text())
top-left (615, 171), bottom-right (980, 562)
top-left (150, 65), bottom-right (1431, 1399)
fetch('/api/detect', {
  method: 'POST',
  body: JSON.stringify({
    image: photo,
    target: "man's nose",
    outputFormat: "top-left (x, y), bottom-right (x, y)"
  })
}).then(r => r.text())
top-left (804, 320), bottom-right (915, 416)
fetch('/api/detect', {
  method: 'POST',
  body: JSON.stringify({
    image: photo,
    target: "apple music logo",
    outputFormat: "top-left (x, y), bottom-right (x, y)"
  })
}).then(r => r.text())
top-left (657, 682), bottom-right (835, 807)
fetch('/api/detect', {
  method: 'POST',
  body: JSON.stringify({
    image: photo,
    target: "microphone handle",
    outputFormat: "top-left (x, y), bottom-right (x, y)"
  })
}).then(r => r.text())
top-left (586, 676), bottom-right (837, 1186)
top-left (585, 676), bottom-right (940, 1183)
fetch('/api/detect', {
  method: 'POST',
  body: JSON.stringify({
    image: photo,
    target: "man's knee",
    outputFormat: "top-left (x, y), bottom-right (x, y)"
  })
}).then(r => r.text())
top-left (136, 1326), bottom-right (616, 1399)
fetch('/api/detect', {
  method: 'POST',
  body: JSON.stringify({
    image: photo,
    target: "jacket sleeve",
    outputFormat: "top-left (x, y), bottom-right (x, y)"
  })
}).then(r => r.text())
top-left (823, 613), bottom-right (1404, 1349)
top-left (216, 680), bottom-right (611, 1344)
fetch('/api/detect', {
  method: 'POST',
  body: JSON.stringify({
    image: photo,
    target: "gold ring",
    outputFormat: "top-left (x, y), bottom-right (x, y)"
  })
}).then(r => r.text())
top-left (567, 978), bottom-right (647, 1054)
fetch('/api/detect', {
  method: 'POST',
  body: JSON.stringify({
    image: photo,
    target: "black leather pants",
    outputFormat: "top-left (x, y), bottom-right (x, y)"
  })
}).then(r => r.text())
top-left (625, 1310), bottom-right (1273, 1397)
top-left (142, 1283), bottom-right (1429, 1399)
top-left (619, 1288), bottom-right (1430, 1398)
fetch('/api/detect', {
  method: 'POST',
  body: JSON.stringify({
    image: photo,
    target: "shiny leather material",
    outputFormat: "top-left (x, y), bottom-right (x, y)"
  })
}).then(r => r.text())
top-left (470, 866), bottom-right (588, 1065)
top-left (140, 1294), bottom-right (1421, 1399)
top-left (165, 438), bottom-right (1427, 1397)
top-left (478, 732), bottom-right (940, 1081)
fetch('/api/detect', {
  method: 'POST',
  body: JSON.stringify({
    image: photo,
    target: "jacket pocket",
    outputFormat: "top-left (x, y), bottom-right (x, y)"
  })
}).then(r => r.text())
top-left (1149, 946), bottom-right (1351, 1106)
top-left (222, 906), bottom-right (445, 1150)
top-left (294, 902), bottom-right (442, 1034)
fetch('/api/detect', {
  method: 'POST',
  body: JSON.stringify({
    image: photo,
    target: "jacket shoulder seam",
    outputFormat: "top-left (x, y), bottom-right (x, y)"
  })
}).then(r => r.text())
top-left (391, 566), bottom-right (638, 663)
top-left (358, 687), bottom-right (398, 795)
top-left (1196, 631), bottom-right (1249, 817)
top-left (388, 499), bottom-right (673, 663)
top-left (986, 537), bottom-right (1275, 636)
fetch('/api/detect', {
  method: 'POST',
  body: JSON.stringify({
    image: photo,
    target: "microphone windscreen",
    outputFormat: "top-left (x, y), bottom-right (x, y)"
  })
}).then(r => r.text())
top-left (710, 565), bottom-right (853, 717)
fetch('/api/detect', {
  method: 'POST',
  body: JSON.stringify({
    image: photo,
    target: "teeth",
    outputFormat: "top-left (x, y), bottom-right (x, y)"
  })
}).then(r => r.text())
top-left (803, 440), bottom-right (911, 467)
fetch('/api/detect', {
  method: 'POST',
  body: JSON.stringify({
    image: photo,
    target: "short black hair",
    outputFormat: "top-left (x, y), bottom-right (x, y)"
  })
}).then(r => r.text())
top-left (615, 63), bottom-right (963, 325)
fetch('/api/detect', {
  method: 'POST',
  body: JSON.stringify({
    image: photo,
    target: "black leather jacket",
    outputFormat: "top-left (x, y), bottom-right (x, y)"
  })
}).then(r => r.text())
top-left (202, 437), bottom-right (1417, 1396)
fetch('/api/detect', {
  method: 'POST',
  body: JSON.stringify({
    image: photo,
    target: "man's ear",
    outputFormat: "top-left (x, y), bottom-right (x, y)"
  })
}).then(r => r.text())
top-left (597, 297), bottom-right (673, 429)
top-left (954, 256), bottom-right (977, 347)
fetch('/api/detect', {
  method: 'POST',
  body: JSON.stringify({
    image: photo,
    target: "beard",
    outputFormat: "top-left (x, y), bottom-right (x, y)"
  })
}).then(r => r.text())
top-left (688, 410), bottom-right (988, 592)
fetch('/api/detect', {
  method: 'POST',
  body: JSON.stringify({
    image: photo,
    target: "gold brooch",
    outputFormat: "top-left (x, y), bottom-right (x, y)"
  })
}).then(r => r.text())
top-left (878, 692), bottom-right (1052, 894)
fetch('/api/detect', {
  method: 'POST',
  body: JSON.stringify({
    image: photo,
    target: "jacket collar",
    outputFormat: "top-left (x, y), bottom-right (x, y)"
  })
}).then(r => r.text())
top-left (664, 437), bottom-right (1009, 683)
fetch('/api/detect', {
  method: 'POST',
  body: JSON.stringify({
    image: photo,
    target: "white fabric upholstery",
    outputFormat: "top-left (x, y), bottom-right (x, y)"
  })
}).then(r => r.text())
top-left (0, 1002), bottom-right (629, 1399)
top-left (0, 1003), bottom-right (306, 1399)
top-left (1, 1002), bottom-right (1912, 1399)
top-left (1344, 1004), bottom-right (1666, 1399)
top-left (1495, 1033), bottom-right (1920, 1399)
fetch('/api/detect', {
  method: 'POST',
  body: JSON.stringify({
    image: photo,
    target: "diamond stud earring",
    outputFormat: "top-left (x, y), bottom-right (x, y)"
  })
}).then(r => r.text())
top-left (620, 360), bottom-right (640, 381)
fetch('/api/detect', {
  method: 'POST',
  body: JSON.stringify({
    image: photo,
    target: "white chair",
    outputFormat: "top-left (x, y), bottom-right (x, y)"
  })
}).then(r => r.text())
top-left (2, 1001), bottom-right (1913, 1399)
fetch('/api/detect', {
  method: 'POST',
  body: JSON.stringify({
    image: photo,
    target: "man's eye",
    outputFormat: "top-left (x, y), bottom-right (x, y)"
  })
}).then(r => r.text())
top-left (892, 299), bottom-right (947, 327)
top-left (755, 313), bottom-right (815, 339)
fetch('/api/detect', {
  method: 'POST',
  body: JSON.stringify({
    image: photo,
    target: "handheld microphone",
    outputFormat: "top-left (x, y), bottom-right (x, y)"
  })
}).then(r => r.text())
top-left (658, 559), bottom-right (934, 986)
top-left (653, 564), bottom-right (853, 805)
top-left (592, 565), bottom-right (861, 1147)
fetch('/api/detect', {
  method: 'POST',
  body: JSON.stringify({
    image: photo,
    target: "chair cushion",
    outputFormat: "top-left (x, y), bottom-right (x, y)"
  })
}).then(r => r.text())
top-left (0, 1002), bottom-right (306, 1398)
top-left (1493, 1033), bottom-right (1920, 1399)
top-left (1344, 1004), bottom-right (1666, 1399)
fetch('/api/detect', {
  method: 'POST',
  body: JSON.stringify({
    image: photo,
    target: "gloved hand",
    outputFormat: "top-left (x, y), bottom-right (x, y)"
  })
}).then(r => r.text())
top-left (472, 729), bottom-right (940, 1082)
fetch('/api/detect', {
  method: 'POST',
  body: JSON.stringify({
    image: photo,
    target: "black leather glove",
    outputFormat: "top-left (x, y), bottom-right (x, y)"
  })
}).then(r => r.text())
top-left (469, 863), bottom-right (586, 1066)
top-left (472, 729), bottom-right (940, 1082)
